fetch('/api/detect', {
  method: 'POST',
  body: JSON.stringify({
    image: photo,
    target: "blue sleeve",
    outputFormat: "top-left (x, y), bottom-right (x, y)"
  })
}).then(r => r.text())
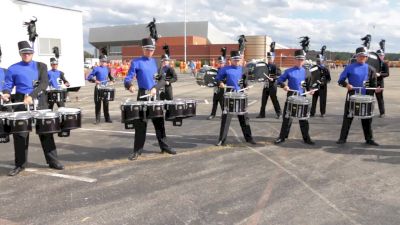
top-left (277, 69), bottom-right (289, 86)
top-left (215, 67), bottom-right (226, 82)
top-left (338, 65), bottom-right (349, 85)
top-left (87, 67), bottom-right (97, 81)
top-left (124, 60), bottom-right (137, 89)
top-left (3, 69), bottom-right (14, 94)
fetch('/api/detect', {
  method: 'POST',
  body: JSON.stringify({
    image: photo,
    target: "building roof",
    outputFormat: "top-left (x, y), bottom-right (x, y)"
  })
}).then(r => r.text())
top-left (15, 0), bottom-right (81, 12)
top-left (88, 21), bottom-right (235, 48)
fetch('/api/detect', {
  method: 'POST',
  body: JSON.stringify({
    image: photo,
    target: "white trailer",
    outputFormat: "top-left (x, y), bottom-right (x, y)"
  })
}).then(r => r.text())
top-left (0, 0), bottom-right (84, 88)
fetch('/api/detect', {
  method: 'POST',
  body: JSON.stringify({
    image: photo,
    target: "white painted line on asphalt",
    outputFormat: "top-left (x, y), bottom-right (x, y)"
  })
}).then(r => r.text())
top-left (230, 127), bottom-right (242, 143)
top-left (0, 163), bottom-right (97, 183)
top-left (248, 100), bottom-right (258, 106)
top-left (77, 128), bottom-right (183, 137)
top-left (204, 99), bottom-right (209, 104)
top-left (245, 146), bottom-right (360, 225)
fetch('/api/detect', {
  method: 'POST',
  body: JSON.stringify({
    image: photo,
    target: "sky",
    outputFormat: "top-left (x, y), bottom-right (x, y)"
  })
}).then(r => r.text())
top-left (32, 0), bottom-right (400, 53)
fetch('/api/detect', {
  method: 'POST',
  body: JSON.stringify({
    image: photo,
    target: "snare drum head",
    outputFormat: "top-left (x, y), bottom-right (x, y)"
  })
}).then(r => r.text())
top-left (224, 92), bottom-right (247, 99)
top-left (349, 95), bottom-right (374, 102)
top-left (7, 112), bottom-right (32, 120)
top-left (58, 107), bottom-right (81, 114)
top-left (122, 100), bottom-right (143, 106)
top-left (288, 96), bottom-right (311, 104)
top-left (34, 111), bottom-right (59, 119)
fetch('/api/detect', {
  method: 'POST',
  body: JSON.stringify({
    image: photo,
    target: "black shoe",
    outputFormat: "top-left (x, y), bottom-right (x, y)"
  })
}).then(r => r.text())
top-left (336, 139), bottom-right (346, 144)
top-left (256, 114), bottom-right (265, 118)
top-left (215, 140), bottom-right (226, 146)
top-left (310, 114), bottom-right (315, 117)
top-left (366, 140), bottom-right (379, 146)
top-left (161, 146), bottom-right (176, 155)
top-left (94, 119), bottom-right (100, 125)
top-left (275, 114), bottom-right (281, 119)
top-left (207, 115), bottom-right (215, 120)
top-left (274, 138), bottom-right (285, 144)
top-left (247, 139), bottom-right (257, 145)
top-left (304, 139), bottom-right (315, 145)
top-left (105, 119), bottom-right (113, 123)
top-left (49, 162), bottom-right (64, 170)
top-left (8, 167), bottom-right (24, 176)
top-left (128, 149), bottom-right (142, 160)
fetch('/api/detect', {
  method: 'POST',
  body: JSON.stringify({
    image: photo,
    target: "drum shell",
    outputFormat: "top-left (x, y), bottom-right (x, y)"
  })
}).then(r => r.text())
top-left (0, 113), bottom-right (10, 135)
top-left (7, 117), bottom-right (32, 134)
top-left (165, 101), bottom-right (186, 119)
top-left (35, 116), bottom-right (61, 134)
top-left (60, 111), bottom-right (81, 130)
top-left (286, 96), bottom-right (311, 119)
top-left (121, 103), bottom-right (143, 122)
top-left (184, 100), bottom-right (197, 117)
top-left (47, 90), bottom-right (67, 103)
top-left (223, 93), bottom-right (248, 115)
top-left (146, 102), bottom-right (164, 119)
top-left (349, 95), bottom-right (375, 118)
top-left (98, 87), bottom-right (115, 101)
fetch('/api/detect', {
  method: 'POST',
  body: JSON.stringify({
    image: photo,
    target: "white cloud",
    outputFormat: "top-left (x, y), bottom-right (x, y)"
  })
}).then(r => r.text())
top-left (30, 0), bottom-right (400, 53)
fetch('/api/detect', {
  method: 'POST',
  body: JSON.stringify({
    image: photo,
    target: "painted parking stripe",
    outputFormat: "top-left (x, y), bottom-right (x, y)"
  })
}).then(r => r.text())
top-left (0, 163), bottom-right (97, 183)
top-left (77, 128), bottom-right (183, 137)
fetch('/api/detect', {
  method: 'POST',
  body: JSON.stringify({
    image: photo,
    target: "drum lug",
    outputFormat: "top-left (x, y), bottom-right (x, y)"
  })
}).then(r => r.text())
top-left (172, 118), bottom-right (183, 127)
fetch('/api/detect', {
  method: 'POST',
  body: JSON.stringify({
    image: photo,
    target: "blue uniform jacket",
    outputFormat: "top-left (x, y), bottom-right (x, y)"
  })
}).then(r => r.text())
top-left (124, 56), bottom-right (165, 90)
top-left (277, 66), bottom-right (306, 94)
top-left (338, 62), bottom-right (377, 95)
top-left (215, 65), bottom-right (245, 91)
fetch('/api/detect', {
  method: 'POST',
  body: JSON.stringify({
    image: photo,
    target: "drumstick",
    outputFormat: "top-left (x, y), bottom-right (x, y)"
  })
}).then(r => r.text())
top-left (238, 85), bottom-right (254, 92)
top-left (139, 94), bottom-right (151, 99)
top-left (263, 73), bottom-right (271, 79)
top-left (301, 89), bottom-right (319, 96)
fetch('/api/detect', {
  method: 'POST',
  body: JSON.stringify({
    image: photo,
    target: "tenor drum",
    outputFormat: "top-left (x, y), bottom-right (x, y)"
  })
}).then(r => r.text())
top-left (121, 100), bottom-right (144, 122)
top-left (165, 100), bottom-right (186, 119)
top-left (145, 101), bottom-right (164, 119)
top-left (224, 92), bottom-right (248, 115)
top-left (349, 95), bottom-right (375, 118)
top-left (57, 107), bottom-right (82, 130)
top-left (98, 86), bottom-right (115, 101)
top-left (47, 89), bottom-right (67, 103)
top-left (286, 96), bottom-right (312, 119)
top-left (34, 111), bottom-right (61, 134)
top-left (6, 112), bottom-right (33, 134)
top-left (184, 99), bottom-right (197, 117)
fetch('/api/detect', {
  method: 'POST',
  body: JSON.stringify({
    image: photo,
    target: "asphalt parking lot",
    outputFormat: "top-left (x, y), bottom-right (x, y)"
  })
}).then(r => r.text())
top-left (0, 68), bottom-right (399, 225)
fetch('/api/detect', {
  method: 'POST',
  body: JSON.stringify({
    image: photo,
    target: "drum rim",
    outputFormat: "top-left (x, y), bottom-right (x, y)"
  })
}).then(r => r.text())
top-left (7, 112), bottom-right (32, 120)
top-left (58, 107), bottom-right (81, 114)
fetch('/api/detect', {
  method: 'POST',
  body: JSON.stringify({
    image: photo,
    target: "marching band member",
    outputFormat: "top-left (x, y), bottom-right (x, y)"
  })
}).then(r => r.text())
top-left (48, 57), bottom-right (70, 109)
top-left (1, 41), bottom-right (64, 176)
top-left (337, 47), bottom-right (380, 145)
top-left (256, 52), bottom-right (282, 119)
top-left (274, 50), bottom-right (315, 145)
top-left (375, 49), bottom-right (389, 118)
top-left (310, 54), bottom-right (331, 117)
top-left (208, 56), bottom-right (225, 120)
top-left (124, 37), bottom-right (176, 160)
top-left (157, 54), bottom-right (177, 100)
top-left (215, 50), bottom-right (256, 146)
top-left (87, 55), bottom-right (114, 124)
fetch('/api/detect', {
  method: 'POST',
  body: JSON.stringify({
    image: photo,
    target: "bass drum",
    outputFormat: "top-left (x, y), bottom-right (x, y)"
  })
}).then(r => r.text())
top-left (252, 62), bottom-right (268, 82)
top-left (203, 68), bottom-right (218, 87)
top-left (349, 51), bottom-right (382, 71)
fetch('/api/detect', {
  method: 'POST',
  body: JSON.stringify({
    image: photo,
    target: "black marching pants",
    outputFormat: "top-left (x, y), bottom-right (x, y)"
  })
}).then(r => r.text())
top-left (218, 113), bottom-right (253, 143)
top-left (338, 99), bottom-right (373, 141)
top-left (94, 86), bottom-right (110, 121)
top-left (259, 85), bottom-right (281, 116)
top-left (278, 100), bottom-right (311, 141)
top-left (375, 91), bottom-right (385, 115)
top-left (210, 88), bottom-right (224, 116)
top-left (310, 86), bottom-right (327, 116)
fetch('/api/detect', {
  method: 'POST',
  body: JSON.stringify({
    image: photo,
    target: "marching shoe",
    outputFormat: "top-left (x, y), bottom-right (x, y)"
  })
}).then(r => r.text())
top-left (275, 114), bottom-right (281, 119)
top-left (247, 139), bottom-right (257, 145)
top-left (128, 149), bottom-right (142, 161)
top-left (105, 119), bottom-right (113, 123)
top-left (215, 140), bottom-right (226, 146)
top-left (274, 138), bottom-right (285, 144)
top-left (8, 167), bottom-right (25, 176)
top-left (207, 115), bottom-right (215, 120)
top-left (161, 146), bottom-right (176, 155)
top-left (366, 140), bottom-right (379, 146)
top-left (256, 114), bottom-right (265, 118)
top-left (379, 114), bottom-right (385, 118)
top-left (49, 162), bottom-right (64, 170)
top-left (304, 139), bottom-right (315, 145)
top-left (336, 139), bottom-right (346, 144)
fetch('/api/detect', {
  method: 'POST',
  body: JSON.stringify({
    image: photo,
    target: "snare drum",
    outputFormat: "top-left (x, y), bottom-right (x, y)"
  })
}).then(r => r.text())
top-left (57, 107), bottom-right (82, 130)
top-left (34, 111), bottom-right (61, 134)
top-left (98, 86), bottom-right (115, 101)
top-left (224, 92), bottom-right (248, 115)
top-left (165, 100), bottom-right (186, 119)
top-left (0, 112), bottom-right (10, 143)
top-left (6, 112), bottom-right (33, 134)
top-left (47, 89), bottom-right (67, 103)
top-left (286, 96), bottom-right (312, 119)
top-left (184, 99), bottom-right (197, 117)
top-left (121, 100), bottom-right (144, 122)
top-left (145, 101), bottom-right (164, 119)
top-left (349, 95), bottom-right (375, 118)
